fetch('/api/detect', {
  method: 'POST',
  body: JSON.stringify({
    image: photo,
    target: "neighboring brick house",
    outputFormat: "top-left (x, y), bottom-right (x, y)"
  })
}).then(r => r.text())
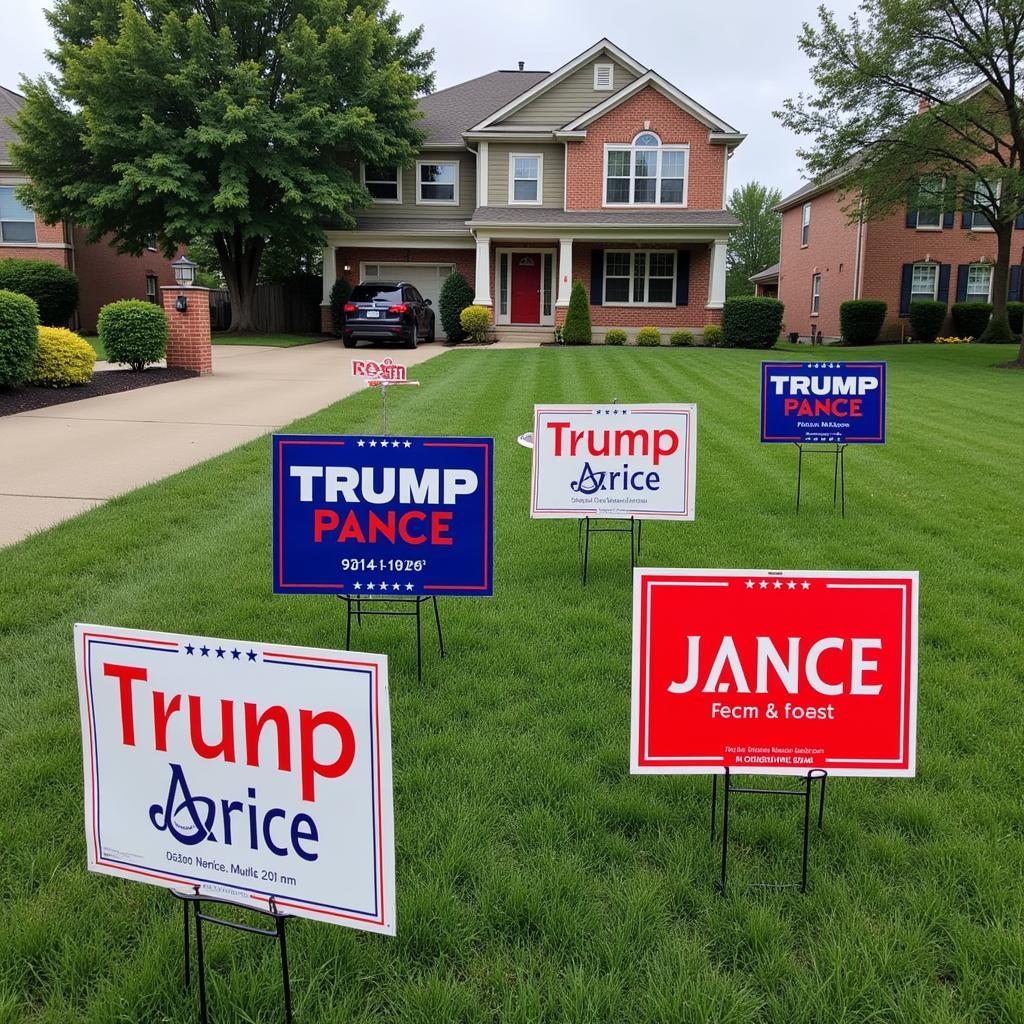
top-left (774, 167), bottom-right (1024, 341)
top-left (0, 85), bottom-right (177, 332)
top-left (321, 39), bottom-right (744, 340)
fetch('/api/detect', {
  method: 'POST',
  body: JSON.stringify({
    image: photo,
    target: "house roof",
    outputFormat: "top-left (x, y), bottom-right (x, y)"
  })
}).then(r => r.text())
top-left (0, 85), bottom-right (25, 166)
top-left (417, 71), bottom-right (549, 146)
top-left (468, 206), bottom-right (739, 227)
top-left (749, 262), bottom-right (780, 282)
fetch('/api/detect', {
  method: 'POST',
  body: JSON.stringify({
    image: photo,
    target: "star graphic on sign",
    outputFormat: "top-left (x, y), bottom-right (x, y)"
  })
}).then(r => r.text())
top-left (200, 646), bottom-right (210, 657)
top-left (247, 649), bottom-right (258, 661)
top-left (231, 649), bottom-right (241, 660)
top-left (367, 582), bottom-right (375, 590)
top-left (357, 439), bottom-right (366, 447)
top-left (787, 581), bottom-right (797, 590)
top-left (759, 580), bottom-right (768, 590)
top-left (353, 582), bottom-right (362, 590)
top-left (215, 647), bottom-right (226, 658)
top-left (406, 583), bottom-right (414, 591)
top-left (772, 580), bottom-right (783, 590)
top-left (801, 581), bottom-right (811, 590)
top-left (185, 644), bottom-right (195, 655)
top-left (745, 580), bottom-right (754, 589)
top-left (369, 439), bottom-right (378, 447)
top-left (379, 580), bottom-right (388, 590)
top-left (403, 440), bottom-right (412, 448)
top-left (391, 440), bottom-right (400, 448)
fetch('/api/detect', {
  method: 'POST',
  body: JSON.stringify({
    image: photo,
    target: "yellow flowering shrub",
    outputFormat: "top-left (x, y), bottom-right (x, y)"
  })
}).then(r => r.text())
top-left (31, 326), bottom-right (96, 387)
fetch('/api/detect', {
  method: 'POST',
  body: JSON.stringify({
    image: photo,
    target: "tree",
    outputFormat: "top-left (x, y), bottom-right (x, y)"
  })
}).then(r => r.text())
top-left (12, 0), bottom-right (433, 332)
top-left (561, 280), bottom-right (592, 344)
top-left (726, 182), bottom-right (782, 297)
top-left (776, 0), bottom-right (1024, 361)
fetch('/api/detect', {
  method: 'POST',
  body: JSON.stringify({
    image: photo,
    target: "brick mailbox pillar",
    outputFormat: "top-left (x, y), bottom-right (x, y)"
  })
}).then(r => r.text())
top-left (160, 286), bottom-right (213, 375)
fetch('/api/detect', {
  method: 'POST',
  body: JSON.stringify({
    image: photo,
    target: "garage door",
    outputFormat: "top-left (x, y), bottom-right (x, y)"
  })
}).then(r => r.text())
top-left (361, 262), bottom-right (456, 338)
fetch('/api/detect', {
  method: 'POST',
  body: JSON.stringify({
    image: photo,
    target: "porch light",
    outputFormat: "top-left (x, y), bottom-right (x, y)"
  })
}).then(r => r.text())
top-left (171, 255), bottom-right (198, 287)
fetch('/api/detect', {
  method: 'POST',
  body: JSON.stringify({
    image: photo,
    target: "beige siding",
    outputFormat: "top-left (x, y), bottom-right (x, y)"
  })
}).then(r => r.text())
top-left (355, 149), bottom-right (476, 220)
top-left (497, 57), bottom-right (639, 127)
top-left (487, 144), bottom-right (565, 207)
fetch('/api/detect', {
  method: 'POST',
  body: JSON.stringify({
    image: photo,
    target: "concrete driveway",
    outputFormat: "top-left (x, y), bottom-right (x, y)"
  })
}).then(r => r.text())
top-left (0, 340), bottom-right (448, 548)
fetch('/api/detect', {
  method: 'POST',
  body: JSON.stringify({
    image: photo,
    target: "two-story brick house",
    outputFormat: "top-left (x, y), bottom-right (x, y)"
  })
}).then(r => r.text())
top-left (320, 40), bottom-right (744, 341)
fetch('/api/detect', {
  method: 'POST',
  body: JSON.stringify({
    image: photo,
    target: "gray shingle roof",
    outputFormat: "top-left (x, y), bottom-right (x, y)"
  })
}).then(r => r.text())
top-left (749, 262), bottom-right (780, 282)
top-left (418, 71), bottom-right (549, 146)
top-left (0, 86), bottom-right (25, 166)
top-left (469, 206), bottom-right (739, 227)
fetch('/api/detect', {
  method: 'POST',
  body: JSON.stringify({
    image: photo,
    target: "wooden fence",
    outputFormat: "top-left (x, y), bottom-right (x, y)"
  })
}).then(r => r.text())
top-left (209, 276), bottom-right (322, 333)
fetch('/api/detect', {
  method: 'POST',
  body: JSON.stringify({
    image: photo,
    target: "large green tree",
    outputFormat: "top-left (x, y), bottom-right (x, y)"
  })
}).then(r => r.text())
top-left (12, 0), bottom-right (432, 331)
top-left (777, 0), bottom-right (1024, 359)
top-left (726, 182), bottom-right (782, 298)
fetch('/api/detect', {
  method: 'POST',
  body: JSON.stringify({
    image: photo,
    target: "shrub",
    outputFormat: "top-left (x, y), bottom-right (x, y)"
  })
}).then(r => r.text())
top-left (1007, 301), bottom-right (1024, 334)
top-left (97, 299), bottom-right (168, 371)
top-left (934, 336), bottom-right (972, 345)
top-left (701, 323), bottom-right (723, 347)
top-left (439, 271), bottom-right (474, 344)
top-left (669, 329), bottom-right (694, 347)
top-left (31, 326), bottom-right (95, 387)
top-left (0, 288), bottom-right (40, 387)
top-left (562, 280), bottom-right (592, 344)
top-left (459, 305), bottom-right (491, 345)
top-left (604, 328), bottom-right (627, 346)
top-left (950, 301), bottom-right (992, 339)
top-left (908, 300), bottom-right (947, 343)
top-left (329, 277), bottom-right (351, 337)
top-left (0, 258), bottom-right (79, 326)
top-left (839, 299), bottom-right (886, 344)
top-left (721, 296), bottom-right (785, 348)
top-left (636, 327), bottom-right (661, 347)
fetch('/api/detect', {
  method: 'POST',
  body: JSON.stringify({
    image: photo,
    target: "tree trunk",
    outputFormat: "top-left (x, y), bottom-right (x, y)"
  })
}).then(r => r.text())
top-left (978, 222), bottom-right (1014, 344)
top-left (215, 231), bottom-right (265, 334)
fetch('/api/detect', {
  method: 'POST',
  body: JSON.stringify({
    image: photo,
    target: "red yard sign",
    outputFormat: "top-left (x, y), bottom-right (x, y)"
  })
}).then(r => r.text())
top-left (631, 569), bottom-right (918, 777)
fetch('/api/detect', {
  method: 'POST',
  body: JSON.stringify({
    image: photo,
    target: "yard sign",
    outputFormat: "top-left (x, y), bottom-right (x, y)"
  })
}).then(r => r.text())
top-left (351, 357), bottom-right (408, 386)
top-left (761, 362), bottom-right (886, 443)
top-left (631, 569), bottom-right (918, 776)
top-left (74, 624), bottom-right (395, 933)
top-left (273, 434), bottom-right (493, 596)
top-left (531, 404), bottom-right (697, 519)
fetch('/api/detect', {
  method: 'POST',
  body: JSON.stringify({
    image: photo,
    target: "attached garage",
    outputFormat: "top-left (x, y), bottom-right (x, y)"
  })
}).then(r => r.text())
top-left (360, 262), bottom-right (455, 338)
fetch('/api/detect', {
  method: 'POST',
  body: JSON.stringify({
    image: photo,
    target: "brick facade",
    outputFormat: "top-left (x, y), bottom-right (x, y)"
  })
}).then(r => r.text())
top-left (161, 286), bottom-right (212, 375)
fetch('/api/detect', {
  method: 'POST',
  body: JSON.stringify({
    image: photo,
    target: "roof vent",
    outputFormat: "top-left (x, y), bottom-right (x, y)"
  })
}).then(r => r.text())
top-left (518, 61), bottom-right (524, 72)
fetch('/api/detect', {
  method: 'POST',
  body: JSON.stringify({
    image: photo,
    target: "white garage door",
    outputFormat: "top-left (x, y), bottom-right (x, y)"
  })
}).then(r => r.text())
top-left (361, 262), bottom-right (456, 338)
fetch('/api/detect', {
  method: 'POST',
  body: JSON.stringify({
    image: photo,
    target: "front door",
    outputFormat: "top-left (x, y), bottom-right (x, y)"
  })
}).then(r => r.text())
top-left (510, 253), bottom-right (541, 324)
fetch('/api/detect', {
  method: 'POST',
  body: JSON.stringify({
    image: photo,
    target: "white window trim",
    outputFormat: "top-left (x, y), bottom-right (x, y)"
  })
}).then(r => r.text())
top-left (602, 141), bottom-right (688, 209)
top-left (801, 203), bottom-right (811, 247)
top-left (0, 185), bottom-right (37, 244)
top-left (360, 162), bottom-right (402, 205)
top-left (914, 175), bottom-right (945, 231)
top-left (508, 153), bottom-right (544, 206)
top-left (965, 262), bottom-right (994, 301)
top-left (810, 273), bottom-right (821, 315)
top-left (602, 249), bottom-right (677, 307)
top-left (910, 262), bottom-right (940, 302)
top-left (593, 62), bottom-right (614, 91)
top-left (416, 159), bottom-right (460, 206)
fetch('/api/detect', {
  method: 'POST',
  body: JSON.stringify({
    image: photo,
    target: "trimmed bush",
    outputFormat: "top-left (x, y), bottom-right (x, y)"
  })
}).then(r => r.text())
top-left (669, 329), bottom-right (694, 347)
top-left (31, 326), bottom-right (95, 387)
top-left (98, 299), bottom-right (168, 371)
top-left (562, 280), bottom-right (592, 345)
top-left (459, 305), bottom-right (491, 345)
top-left (839, 299), bottom-right (886, 344)
top-left (329, 277), bottom-right (351, 337)
top-left (636, 327), bottom-right (661, 347)
top-left (950, 301), bottom-right (992, 339)
top-left (0, 288), bottom-right (40, 387)
top-left (721, 296), bottom-right (784, 349)
top-left (908, 300), bottom-right (947, 343)
top-left (702, 323), bottom-right (723, 347)
top-left (439, 271), bottom-right (474, 344)
top-left (1007, 301), bottom-right (1024, 334)
top-left (604, 329), bottom-right (627, 346)
top-left (0, 258), bottom-right (79, 326)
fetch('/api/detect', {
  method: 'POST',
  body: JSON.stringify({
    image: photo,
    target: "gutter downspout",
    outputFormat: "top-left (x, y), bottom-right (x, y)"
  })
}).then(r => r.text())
top-left (853, 197), bottom-right (865, 300)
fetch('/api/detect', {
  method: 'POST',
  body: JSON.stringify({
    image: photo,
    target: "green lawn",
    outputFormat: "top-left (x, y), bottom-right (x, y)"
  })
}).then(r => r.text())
top-left (88, 333), bottom-right (323, 361)
top-left (1, 345), bottom-right (1022, 1023)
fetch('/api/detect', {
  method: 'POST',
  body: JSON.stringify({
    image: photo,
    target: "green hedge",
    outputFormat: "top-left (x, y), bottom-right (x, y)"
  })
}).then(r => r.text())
top-left (950, 302), bottom-right (992, 339)
top-left (908, 300), bottom-right (947, 343)
top-left (328, 277), bottom-right (351, 337)
top-left (839, 300), bottom-right (886, 344)
top-left (439, 271), bottom-right (473, 344)
top-left (0, 258), bottom-right (79, 327)
top-left (0, 289), bottom-right (40, 386)
top-left (97, 300), bottom-right (168, 371)
top-left (721, 296), bottom-right (784, 348)
top-left (1007, 301), bottom-right (1024, 334)
top-left (562, 280), bottom-right (592, 344)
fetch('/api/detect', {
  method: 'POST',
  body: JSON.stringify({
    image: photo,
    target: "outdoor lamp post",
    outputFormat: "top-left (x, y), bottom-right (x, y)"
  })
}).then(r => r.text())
top-left (170, 255), bottom-right (198, 312)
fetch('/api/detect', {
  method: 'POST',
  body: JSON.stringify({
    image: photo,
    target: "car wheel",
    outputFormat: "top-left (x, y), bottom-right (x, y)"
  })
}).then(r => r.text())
top-left (342, 336), bottom-right (357, 349)
top-left (426, 313), bottom-right (435, 342)
top-left (403, 324), bottom-right (419, 350)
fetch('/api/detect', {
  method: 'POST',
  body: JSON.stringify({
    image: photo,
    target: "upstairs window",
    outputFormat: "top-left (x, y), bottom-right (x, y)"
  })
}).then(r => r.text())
top-left (145, 274), bottom-right (158, 304)
top-left (910, 262), bottom-right (939, 302)
top-left (0, 186), bottom-right (36, 243)
top-left (363, 165), bottom-right (401, 203)
top-left (915, 175), bottom-right (945, 229)
top-left (801, 203), bottom-right (811, 246)
top-left (594, 63), bottom-right (614, 90)
top-left (416, 161), bottom-right (458, 204)
top-left (604, 133), bottom-right (687, 207)
top-left (967, 178), bottom-right (999, 230)
top-left (509, 154), bottom-right (542, 204)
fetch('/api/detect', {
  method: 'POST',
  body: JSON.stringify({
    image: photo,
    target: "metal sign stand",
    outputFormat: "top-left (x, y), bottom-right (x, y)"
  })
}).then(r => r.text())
top-left (577, 516), bottom-right (642, 584)
top-left (794, 442), bottom-right (847, 515)
top-left (172, 889), bottom-right (293, 1024)
top-left (709, 768), bottom-right (828, 895)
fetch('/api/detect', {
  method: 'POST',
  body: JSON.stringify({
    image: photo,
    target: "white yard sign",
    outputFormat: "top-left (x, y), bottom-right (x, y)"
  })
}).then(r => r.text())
top-left (75, 624), bottom-right (395, 934)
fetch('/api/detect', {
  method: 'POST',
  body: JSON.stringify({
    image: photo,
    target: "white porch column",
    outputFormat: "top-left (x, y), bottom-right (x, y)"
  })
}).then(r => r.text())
top-left (474, 235), bottom-right (492, 306)
top-left (708, 238), bottom-right (728, 308)
top-left (556, 237), bottom-right (574, 307)
top-left (321, 244), bottom-right (337, 305)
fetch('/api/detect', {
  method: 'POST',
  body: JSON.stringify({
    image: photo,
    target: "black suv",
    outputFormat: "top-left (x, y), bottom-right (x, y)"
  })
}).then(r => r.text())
top-left (342, 282), bottom-right (436, 349)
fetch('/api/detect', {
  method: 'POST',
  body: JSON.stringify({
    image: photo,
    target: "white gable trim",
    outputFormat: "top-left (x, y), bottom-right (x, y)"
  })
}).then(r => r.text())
top-left (561, 70), bottom-right (740, 136)
top-left (469, 39), bottom-right (648, 132)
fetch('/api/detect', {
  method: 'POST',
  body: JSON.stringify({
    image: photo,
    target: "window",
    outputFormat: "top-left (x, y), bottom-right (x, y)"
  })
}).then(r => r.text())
top-left (604, 134), bottom-right (687, 207)
top-left (968, 178), bottom-right (999, 230)
top-left (499, 252), bottom-right (509, 317)
top-left (0, 186), bottom-right (36, 243)
top-left (542, 253), bottom-right (553, 316)
top-left (145, 233), bottom-right (158, 251)
top-left (811, 273), bottom-right (821, 314)
top-left (603, 250), bottom-right (676, 305)
top-left (350, 284), bottom-right (404, 303)
top-left (416, 161), bottom-right (458, 204)
top-left (801, 203), bottom-right (811, 246)
top-left (966, 263), bottom-right (992, 301)
top-left (509, 154), bottom-right (542, 205)
top-left (910, 263), bottom-right (938, 302)
top-left (915, 175), bottom-right (945, 229)
top-left (362, 165), bottom-right (401, 203)
top-left (594, 63), bottom-right (614, 90)
top-left (145, 274), bottom-right (158, 304)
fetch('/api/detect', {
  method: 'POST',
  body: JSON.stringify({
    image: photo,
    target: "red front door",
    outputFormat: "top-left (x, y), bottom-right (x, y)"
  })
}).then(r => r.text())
top-left (510, 253), bottom-right (541, 324)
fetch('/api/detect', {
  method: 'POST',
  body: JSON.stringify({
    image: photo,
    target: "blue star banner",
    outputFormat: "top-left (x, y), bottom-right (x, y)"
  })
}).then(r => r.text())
top-left (273, 435), bottom-right (494, 596)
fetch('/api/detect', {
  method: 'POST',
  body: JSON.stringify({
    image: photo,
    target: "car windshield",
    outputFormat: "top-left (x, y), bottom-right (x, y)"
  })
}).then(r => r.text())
top-left (350, 285), bottom-right (403, 303)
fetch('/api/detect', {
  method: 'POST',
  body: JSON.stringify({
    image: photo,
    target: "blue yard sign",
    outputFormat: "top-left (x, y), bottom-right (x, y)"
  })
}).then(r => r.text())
top-left (761, 362), bottom-right (886, 444)
top-left (273, 435), bottom-right (493, 596)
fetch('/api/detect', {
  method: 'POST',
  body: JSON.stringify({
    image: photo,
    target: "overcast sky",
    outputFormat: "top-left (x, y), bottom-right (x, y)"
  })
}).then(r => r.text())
top-left (1, 0), bottom-right (862, 200)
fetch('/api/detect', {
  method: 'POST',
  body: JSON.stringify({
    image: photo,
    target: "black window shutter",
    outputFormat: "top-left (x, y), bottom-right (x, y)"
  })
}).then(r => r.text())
top-left (899, 264), bottom-right (914, 316)
top-left (942, 210), bottom-right (954, 229)
top-left (1010, 265), bottom-right (1022, 301)
top-left (937, 264), bottom-right (951, 303)
top-left (675, 250), bottom-right (690, 305)
top-left (955, 265), bottom-right (969, 302)
top-left (590, 248), bottom-right (604, 306)
top-left (1016, 213), bottom-right (1024, 230)
top-left (962, 210), bottom-right (975, 228)
top-left (905, 207), bottom-right (917, 228)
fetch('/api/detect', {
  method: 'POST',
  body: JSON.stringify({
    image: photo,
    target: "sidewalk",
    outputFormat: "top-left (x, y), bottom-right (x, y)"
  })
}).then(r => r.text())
top-left (0, 340), bottom-right (449, 547)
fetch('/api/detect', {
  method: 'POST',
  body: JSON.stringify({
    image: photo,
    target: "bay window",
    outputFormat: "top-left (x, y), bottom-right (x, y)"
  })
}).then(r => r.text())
top-left (417, 161), bottom-right (458, 204)
top-left (363, 165), bottom-right (401, 203)
top-left (604, 250), bottom-right (676, 305)
top-left (604, 133), bottom-right (687, 207)
top-left (910, 263), bottom-right (939, 302)
top-left (0, 186), bottom-right (36, 243)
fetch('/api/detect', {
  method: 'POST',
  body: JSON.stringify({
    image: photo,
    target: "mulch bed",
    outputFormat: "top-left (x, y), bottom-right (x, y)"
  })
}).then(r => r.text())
top-left (0, 367), bottom-right (199, 418)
